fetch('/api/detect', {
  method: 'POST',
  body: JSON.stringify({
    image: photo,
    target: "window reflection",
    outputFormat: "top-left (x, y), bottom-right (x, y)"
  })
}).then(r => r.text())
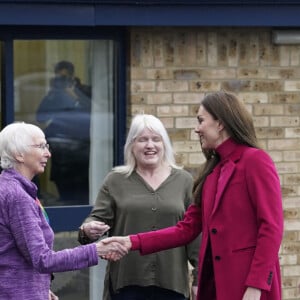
top-left (13, 39), bottom-right (115, 299)
top-left (36, 60), bottom-right (91, 205)
top-left (51, 231), bottom-right (89, 299)
top-left (14, 40), bottom-right (114, 210)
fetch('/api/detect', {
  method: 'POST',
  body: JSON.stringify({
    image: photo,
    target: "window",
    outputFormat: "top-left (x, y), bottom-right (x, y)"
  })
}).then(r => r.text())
top-left (0, 29), bottom-right (126, 300)
top-left (14, 40), bottom-right (115, 206)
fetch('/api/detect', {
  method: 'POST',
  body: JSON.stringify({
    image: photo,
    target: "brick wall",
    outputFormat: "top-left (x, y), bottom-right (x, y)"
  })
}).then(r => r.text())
top-left (128, 27), bottom-right (300, 299)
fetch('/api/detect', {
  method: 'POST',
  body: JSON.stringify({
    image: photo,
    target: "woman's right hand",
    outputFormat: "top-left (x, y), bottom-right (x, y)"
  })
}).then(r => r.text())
top-left (95, 239), bottom-right (129, 261)
top-left (49, 290), bottom-right (59, 300)
top-left (242, 287), bottom-right (261, 300)
top-left (100, 236), bottom-right (132, 261)
top-left (81, 221), bottom-right (110, 240)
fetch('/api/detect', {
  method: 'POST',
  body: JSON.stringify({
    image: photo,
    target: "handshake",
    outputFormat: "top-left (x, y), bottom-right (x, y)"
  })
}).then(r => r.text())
top-left (80, 221), bottom-right (133, 261)
top-left (95, 236), bottom-right (132, 261)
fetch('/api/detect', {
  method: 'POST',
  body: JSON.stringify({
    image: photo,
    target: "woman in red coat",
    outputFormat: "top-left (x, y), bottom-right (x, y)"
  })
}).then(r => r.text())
top-left (104, 91), bottom-right (284, 300)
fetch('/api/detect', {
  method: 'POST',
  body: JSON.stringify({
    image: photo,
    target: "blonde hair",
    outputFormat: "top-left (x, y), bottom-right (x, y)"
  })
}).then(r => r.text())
top-left (113, 114), bottom-right (181, 176)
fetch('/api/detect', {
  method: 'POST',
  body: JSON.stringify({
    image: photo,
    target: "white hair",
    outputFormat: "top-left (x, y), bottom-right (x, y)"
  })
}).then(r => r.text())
top-left (0, 122), bottom-right (44, 169)
top-left (113, 114), bottom-right (181, 176)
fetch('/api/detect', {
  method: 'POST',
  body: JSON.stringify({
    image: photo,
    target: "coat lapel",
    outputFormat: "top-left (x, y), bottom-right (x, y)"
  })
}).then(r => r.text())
top-left (202, 165), bottom-right (221, 223)
top-left (211, 160), bottom-right (235, 216)
top-left (211, 145), bottom-right (245, 217)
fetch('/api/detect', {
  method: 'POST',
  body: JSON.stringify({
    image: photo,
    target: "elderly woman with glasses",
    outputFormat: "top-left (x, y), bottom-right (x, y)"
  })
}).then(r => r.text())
top-left (0, 122), bottom-right (127, 300)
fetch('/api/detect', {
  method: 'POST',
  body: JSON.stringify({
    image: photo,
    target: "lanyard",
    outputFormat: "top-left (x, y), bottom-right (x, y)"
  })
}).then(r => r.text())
top-left (35, 198), bottom-right (50, 224)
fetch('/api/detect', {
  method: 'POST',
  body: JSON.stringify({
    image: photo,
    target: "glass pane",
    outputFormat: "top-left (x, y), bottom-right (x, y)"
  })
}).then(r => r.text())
top-left (13, 40), bottom-right (114, 207)
top-left (13, 40), bottom-right (115, 299)
top-left (51, 231), bottom-right (108, 300)
top-left (51, 231), bottom-right (89, 299)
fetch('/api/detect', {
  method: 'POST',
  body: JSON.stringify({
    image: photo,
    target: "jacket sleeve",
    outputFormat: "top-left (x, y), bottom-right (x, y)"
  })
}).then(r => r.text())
top-left (131, 204), bottom-right (202, 255)
top-left (10, 193), bottom-right (98, 274)
top-left (244, 149), bottom-right (283, 291)
top-left (184, 175), bottom-right (200, 286)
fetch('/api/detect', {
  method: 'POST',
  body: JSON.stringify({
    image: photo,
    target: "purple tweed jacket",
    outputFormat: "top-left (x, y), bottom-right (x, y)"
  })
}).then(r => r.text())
top-left (0, 169), bottom-right (98, 299)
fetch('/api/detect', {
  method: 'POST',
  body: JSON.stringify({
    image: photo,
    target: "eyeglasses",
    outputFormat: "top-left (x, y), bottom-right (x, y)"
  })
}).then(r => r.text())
top-left (29, 143), bottom-right (50, 151)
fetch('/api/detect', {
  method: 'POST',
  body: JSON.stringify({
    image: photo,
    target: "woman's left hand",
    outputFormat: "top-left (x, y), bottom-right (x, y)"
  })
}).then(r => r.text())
top-left (191, 285), bottom-right (198, 300)
top-left (82, 221), bottom-right (110, 241)
top-left (242, 287), bottom-right (261, 300)
top-left (49, 290), bottom-right (59, 300)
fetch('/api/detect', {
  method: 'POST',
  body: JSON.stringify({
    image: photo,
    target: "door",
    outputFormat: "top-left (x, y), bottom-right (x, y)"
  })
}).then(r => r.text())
top-left (0, 28), bottom-right (126, 300)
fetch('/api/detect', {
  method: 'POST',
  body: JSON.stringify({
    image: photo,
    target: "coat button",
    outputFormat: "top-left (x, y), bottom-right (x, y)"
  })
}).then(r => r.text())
top-left (215, 256), bottom-right (221, 261)
top-left (211, 228), bottom-right (217, 234)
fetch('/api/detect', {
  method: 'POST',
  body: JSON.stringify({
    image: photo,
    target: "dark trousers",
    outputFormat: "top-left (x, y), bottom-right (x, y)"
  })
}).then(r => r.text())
top-left (111, 285), bottom-right (187, 300)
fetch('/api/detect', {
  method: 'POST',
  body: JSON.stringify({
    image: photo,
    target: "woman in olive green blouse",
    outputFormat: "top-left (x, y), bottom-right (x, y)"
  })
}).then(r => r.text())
top-left (78, 114), bottom-right (199, 300)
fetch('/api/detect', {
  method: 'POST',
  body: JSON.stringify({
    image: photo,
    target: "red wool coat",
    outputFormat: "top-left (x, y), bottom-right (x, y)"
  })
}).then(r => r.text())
top-left (131, 139), bottom-right (283, 300)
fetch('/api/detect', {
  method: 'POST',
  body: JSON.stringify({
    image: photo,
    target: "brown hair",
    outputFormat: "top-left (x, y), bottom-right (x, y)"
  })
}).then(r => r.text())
top-left (193, 91), bottom-right (260, 206)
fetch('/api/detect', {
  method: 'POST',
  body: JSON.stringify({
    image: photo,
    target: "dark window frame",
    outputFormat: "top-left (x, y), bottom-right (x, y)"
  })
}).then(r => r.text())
top-left (0, 26), bottom-right (127, 232)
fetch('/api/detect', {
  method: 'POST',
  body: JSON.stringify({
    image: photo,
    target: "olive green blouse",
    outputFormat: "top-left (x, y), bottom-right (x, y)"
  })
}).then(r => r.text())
top-left (79, 168), bottom-right (200, 299)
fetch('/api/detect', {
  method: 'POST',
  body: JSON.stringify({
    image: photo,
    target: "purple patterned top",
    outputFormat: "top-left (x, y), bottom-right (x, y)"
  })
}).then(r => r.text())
top-left (0, 169), bottom-right (98, 299)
